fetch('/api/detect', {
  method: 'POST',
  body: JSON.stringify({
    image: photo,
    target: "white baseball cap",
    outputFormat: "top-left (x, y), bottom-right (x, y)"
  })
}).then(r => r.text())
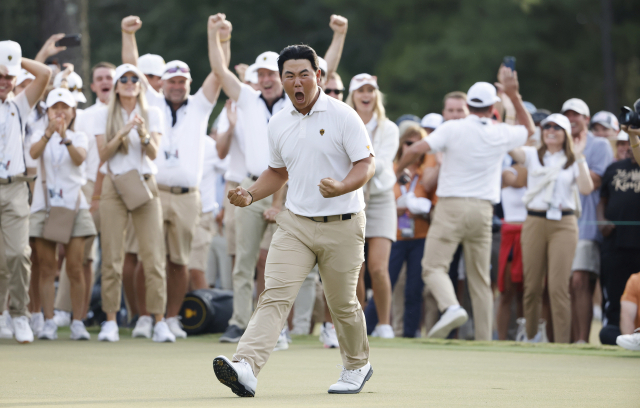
top-left (161, 60), bottom-right (191, 81)
top-left (421, 113), bottom-right (444, 129)
top-left (113, 63), bottom-right (145, 85)
top-left (46, 88), bottom-right (76, 108)
top-left (541, 113), bottom-right (572, 136)
top-left (0, 40), bottom-right (22, 77)
top-left (561, 98), bottom-right (590, 117)
top-left (318, 56), bottom-right (328, 75)
top-left (616, 130), bottom-right (629, 142)
top-left (245, 63), bottom-right (258, 85)
top-left (53, 71), bottom-right (86, 103)
top-left (591, 110), bottom-right (620, 131)
top-left (254, 52), bottom-right (279, 73)
top-left (349, 73), bottom-right (379, 93)
top-left (466, 82), bottom-right (501, 108)
top-left (16, 69), bottom-right (35, 86)
top-left (138, 54), bottom-right (166, 77)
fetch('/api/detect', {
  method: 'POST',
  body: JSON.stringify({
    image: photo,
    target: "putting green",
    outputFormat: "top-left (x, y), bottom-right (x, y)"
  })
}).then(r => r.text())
top-left (1, 328), bottom-right (638, 408)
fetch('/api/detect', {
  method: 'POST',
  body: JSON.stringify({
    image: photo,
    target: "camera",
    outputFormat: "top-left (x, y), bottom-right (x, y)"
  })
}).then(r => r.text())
top-left (619, 98), bottom-right (640, 127)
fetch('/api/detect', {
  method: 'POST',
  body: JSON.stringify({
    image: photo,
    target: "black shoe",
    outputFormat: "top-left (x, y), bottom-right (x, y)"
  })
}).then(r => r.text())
top-left (220, 325), bottom-right (244, 343)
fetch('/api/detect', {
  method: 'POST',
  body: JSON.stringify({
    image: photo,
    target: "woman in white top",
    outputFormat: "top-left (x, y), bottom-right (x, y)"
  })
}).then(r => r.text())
top-left (29, 88), bottom-right (96, 341)
top-left (346, 74), bottom-right (399, 338)
top-left (509, 113), bottom-right (594, 343)
top-left (95, 64), bottom-right (174, 343)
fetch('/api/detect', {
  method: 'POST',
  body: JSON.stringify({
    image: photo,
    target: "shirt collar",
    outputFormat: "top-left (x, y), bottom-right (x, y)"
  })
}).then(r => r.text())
top-left (165, 97), bottom-right (189, 127)
top-left (543, 149), bottom-right (565, 159)
top-left (260, 90), bottom-right (286, 114)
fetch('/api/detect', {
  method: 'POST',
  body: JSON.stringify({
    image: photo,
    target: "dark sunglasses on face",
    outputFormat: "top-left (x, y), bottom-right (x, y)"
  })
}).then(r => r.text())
top-left (119, 76), bottom-right (139, 84)
top-left (325, 88), bottom-right (345, 95)
top-left (404, 141), bottom-right (414, 146)
top-left (164, 67), bottom-right (190, 74)
top-left (542, 124), bottom-right (563, 131)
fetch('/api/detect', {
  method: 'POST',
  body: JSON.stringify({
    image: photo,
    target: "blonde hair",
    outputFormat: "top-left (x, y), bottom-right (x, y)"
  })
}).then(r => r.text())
top-left (105, 82), bottom-right (149, 154)
top-left (346, 87), bottom-right (387, 123)
top-left (538, 128), bottom-right (576, 169)
top-left (395, 124), bottom-right (426, 163)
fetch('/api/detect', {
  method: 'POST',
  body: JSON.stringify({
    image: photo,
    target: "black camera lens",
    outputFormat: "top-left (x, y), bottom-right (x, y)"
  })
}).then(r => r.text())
top-left (619, 106), bottom-right (640, 128)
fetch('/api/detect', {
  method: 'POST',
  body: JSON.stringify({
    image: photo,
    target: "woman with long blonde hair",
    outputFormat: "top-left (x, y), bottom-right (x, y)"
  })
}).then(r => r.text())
top-left (94, 64), bottom-right (172, 343)
top-left (346, 74), bottom-right (399, 338)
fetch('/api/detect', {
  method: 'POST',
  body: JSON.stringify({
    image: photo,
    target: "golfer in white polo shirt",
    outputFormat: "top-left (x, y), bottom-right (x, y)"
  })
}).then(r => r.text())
top-left (0, 40), bottom-right (51, 344)
top-left (396, 66), bottom-right (535, 341)
top-left (209, 13), bottom-right (375, 398)
top-left (121, 15), bottom-right (227, 338)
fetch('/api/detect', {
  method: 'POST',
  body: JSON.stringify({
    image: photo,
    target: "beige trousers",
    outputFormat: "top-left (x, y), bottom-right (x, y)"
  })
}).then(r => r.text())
top-left (228, 177), bottom-right (273, 329)
top-left (234, 210), bottom-right (369, 376)
top-left (0, 182), bottom-right (32, 317)
top-left (521, 214), bottom-right (578, 343)
top-left (421, 197), bottom-right (494, 341)
top-left (222, 181), bottom-right (239, 256)
top-left (159, 189), bottom-right (201, 266)
top-left (99, 176), bottom-right (167, 315)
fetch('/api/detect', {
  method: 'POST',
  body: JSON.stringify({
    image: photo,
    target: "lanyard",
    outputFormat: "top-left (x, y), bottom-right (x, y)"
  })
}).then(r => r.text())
top-left (400, 176), bottom-right (419, 196)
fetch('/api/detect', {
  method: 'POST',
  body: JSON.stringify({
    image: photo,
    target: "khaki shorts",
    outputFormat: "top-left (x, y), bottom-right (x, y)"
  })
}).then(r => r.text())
top-left (159, 189), bottom-right (201, 266)
top-left (571, 239), bottom-right (600, 276)
top-left (29, 209), bottom-right (97, 239)
top-left (223, 181), bottom-right (239, 256)
top-left (187, 211), bottom-right (217, 271)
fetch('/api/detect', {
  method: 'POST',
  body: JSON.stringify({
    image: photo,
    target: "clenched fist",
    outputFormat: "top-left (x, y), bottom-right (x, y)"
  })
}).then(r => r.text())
top-left (122, 16), bottom-right (142, 33)
top-left (318, 178), bottom-right (345, 198)
top-left (228, 186), bottom-right (252, 207)
top-left (329, 15), bottom-right (348, 35)
top-left (208, 13), bottom-right (227, 35)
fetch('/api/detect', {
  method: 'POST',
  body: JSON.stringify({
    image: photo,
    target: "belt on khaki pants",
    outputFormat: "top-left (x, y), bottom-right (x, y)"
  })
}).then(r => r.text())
top-left (306, 213), bottom-right (355, 223)
top-left (0, 175), bottom-right (37, 184)
top-left (157, 184), bottom-right (198, 195)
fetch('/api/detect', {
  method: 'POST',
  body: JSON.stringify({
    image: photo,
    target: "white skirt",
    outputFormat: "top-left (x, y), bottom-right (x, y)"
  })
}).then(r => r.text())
top-left (364, 189), bottom-right (397, 242)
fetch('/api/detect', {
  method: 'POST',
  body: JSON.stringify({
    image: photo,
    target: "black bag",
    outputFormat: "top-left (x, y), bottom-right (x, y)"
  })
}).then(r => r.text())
top-left (179, 289), bottom-right (233, 335)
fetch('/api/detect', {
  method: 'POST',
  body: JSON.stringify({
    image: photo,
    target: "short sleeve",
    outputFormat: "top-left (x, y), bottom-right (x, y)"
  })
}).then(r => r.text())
top-left (145, 86), bottom-right (165, 110)
top-left (342, 109), bottom-right (374, 162)
top-left (92, 107), bottom-right (108, 135)
top-left (192, 88), bottom-right (216, 116)
top-left (147, 106), bottom-right (164, 135)
top-left (14, 91), bottom-right (33, 117)
top-left (424, 123), bottom-right (450, 153)
top-left (522, 146), bottom-right (538, 169)
top-left (216, 107), bottom-right (230, 133)
top-left (72, 131), bottom-right (89, 151)
top-left (31, 129), bottom-right (45, 145)
top-left (268, 122), bottom-right (285, 168)
top-left (600, 164), bottom-right (614, 199)
top-left (236, 83), bottom-right (261, 110)
top-left (503, 124), bottom-right (528, 151)
top-left (621, 274), bottom-right (640, 304)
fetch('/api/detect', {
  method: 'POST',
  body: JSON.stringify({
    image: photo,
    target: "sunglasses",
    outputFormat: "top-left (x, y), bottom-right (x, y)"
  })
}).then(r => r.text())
top-left (119, 76), bottom-right (139, 84)
top-left (325, 88), bottom-right (345, 95)
top-left (164, 67), bottom-right (190, 74)
top-left (542, 124), bottom-right (563, 131)
top-left (404, 141), bottom-right (414, 146)
top-left (68, 86), bottom-right (83, 93)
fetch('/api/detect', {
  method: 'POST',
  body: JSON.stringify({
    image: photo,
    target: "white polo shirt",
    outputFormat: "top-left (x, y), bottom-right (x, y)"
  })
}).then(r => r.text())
top-left (95, 104), bottom-right (164, 176)
top-left (200, 136), bottom-right (219, 214)
top-left (0, 91), bottom-right (32, 178)
top-left (522, 146), bottom-right (580, 211)
top-left (215, 104), bottom-right (247, 184)
top-left (237, 84), bottom-right (287, 177)
top-left (75, 99), bottom-right (106, 182)
top-left (268, 89), bottom-right (374, 217)
top-left (31, 129), bottom-right (90, 213)
top-left (146, 87), bottom-right (215, 188)
top-left (426, 115), bottom-right (528, 204)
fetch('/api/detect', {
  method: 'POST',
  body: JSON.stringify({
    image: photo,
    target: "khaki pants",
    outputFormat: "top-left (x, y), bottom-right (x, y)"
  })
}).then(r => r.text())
top-left (521, 214), bottom-right (578, 343)
top-left (81, 181), bottom-right (97, 263)
top-left (421, 197), bottom-right (493, 341)
top-left (0, 182), bottom-right (32, 317)
top-left (188, 211), bottom-right (216, 272)
top-left (228, 177), bottom-right (273, 329)
top-left (223, 181), bottom-right (239, 256)
top-left (100, 176), bottom-right (167, 315)
top-left (159, 189), bottom-right (201, 266)
top-left (234, 210), bottom-right (368, 376)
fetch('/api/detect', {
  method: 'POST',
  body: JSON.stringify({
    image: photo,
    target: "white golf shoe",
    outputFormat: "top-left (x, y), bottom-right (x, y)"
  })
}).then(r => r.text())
top-left (70, 320), bottom-right (90, 340)
top-left (166, 316), bottom-right (187, 339)
top-left (13, 316), bottom-right (34, 344)
top-left (328, 362), bottom-right (373, 394)
top-left (0, 310), bottom-right (14, 339)
top-left (320, 323), bottom-right (339, 348)
top-left (38, 319), bottom-right (58, 340)
top-left (132, 315), bottom-right (153, 339)
top-left (273, 328), bottom-right (289, 351)
top-left (30, 312), bottom-right (44, 337)
top-left (427, 306), bottom-right (468, 339)
top-left (98, 320), bottom-right (120, 342)
top-left (152, 320), bottom-right (176, 343)
top-left (53, 310), bottom-right (71, 327)
top-left (213, 355), bottom-right (258, 397)
top-left (617, 329), bottom-right (640, 351)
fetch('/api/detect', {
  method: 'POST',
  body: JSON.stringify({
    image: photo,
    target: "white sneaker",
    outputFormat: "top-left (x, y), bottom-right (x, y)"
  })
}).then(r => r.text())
top-left (537, 319), bottom-right (549, 343)
top-left (152, 320), bottom-right (176, 343)
top-left (132, 315), bottom-right (153, 339)
top-left (374, 324), bottom-right (395, 339)
top-left (38, 319), bottom-right (58, 340)
top-left (53, 310), bottom-right (71, 327)
top-left (166, 316), bottom-right (187, 339)
top-left (273, 328), bottom-right (289, 351)
top-left (70, 320), bottom-right (90, 340)
top-left (13, 316), bottom-right (34, 344)
top-left (30, 312), bottom-right (44, 337)
top-left (515, 318), bottom-right (527, 342)
top-left (98, 320), bottom-right (119, 342)
top-left (320, 323), bottom-right (339, 349)
top-left (213, 355), bottom-right (257, 397)
top-left (0, 310), bottom-right (14, 339)
top-left (427, 306), bottom-right (468, 339)
top-left (328, 362), bottom-right (374, 394)
top-left (616, 329), bottom-right (640, 351)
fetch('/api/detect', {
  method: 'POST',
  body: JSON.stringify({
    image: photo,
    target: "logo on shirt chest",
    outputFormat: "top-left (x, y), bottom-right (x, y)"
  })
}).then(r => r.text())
top-left (319, 129), bottom-right (325, 136)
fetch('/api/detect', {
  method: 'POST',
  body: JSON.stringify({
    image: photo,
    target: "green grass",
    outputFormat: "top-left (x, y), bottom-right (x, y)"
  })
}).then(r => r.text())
top-left (1, 328), bottom-right (639, 408)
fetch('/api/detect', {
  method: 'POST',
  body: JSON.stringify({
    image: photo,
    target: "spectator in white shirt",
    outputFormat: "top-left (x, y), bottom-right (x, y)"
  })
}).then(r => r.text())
top-left (396, 66), bottom-right (534, 341)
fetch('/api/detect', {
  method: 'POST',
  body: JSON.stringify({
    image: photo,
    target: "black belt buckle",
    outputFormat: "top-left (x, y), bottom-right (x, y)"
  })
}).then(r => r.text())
top-left (341, 214), bottom-right (352, 220)
top-left (181, 187), bottom-right (189, 194)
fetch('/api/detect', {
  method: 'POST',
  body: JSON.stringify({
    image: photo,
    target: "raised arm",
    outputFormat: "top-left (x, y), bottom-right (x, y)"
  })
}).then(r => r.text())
top-left (207, 14), bottom-right (242, 102)
top-left (201, 16), bottom-right (232, 104)
top-left (508, 147), bottom-right (526, 165)
top-left (395, 140), bottom-right (432, 178)
top-left (19, 58), bottom-right (51, 108)
top-left (121, 16), bottom-right (141, 67)
top-left (35, 34), bottom-right (67, 64)
top-left (215, 100), bottom-right (236, 159)
top-left (574, 137), bottom-right (595, 195)
top-left (497, 65), bottom-right (535, 137)
top-left (324, 15), bottom-right (348, 79)
top-left (622, 125), bottom-right (640, 164)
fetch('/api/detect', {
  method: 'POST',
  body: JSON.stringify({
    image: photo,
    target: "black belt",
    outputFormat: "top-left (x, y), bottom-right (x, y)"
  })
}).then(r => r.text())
top-left (527, 210), bottom-right (575, 218)
top-left (247, 173), bottom-right (259, 182)
top-left (307, 214), bottom-right (354, 223)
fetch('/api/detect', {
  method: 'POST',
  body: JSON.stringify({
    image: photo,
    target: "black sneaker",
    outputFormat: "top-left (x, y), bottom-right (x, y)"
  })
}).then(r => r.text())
top-left (220, 325), bottom-right (245, 343)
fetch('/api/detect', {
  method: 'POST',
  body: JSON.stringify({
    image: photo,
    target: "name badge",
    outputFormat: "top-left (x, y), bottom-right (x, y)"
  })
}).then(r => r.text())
top-left (546, 207), bottom-right (562, 221)
top-left (398, 214), bottom-right (415, 238)
top-left (49, 189), bottom-right (64, 207)
top-left (165, 150), bottom-right (179, 167)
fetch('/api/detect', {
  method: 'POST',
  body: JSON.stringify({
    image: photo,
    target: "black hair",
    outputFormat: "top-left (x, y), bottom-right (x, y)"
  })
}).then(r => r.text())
top-left (467, 103), bottom-right (493, 115)
top-left (277, 45), bottom-right (319, 77)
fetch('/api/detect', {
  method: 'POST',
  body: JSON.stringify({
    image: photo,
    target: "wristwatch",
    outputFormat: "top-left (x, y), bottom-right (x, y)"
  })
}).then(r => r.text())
top-left (142, 135), bottom-right (151, 146)
top-left (62, 139), bottom-right (72, 146)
